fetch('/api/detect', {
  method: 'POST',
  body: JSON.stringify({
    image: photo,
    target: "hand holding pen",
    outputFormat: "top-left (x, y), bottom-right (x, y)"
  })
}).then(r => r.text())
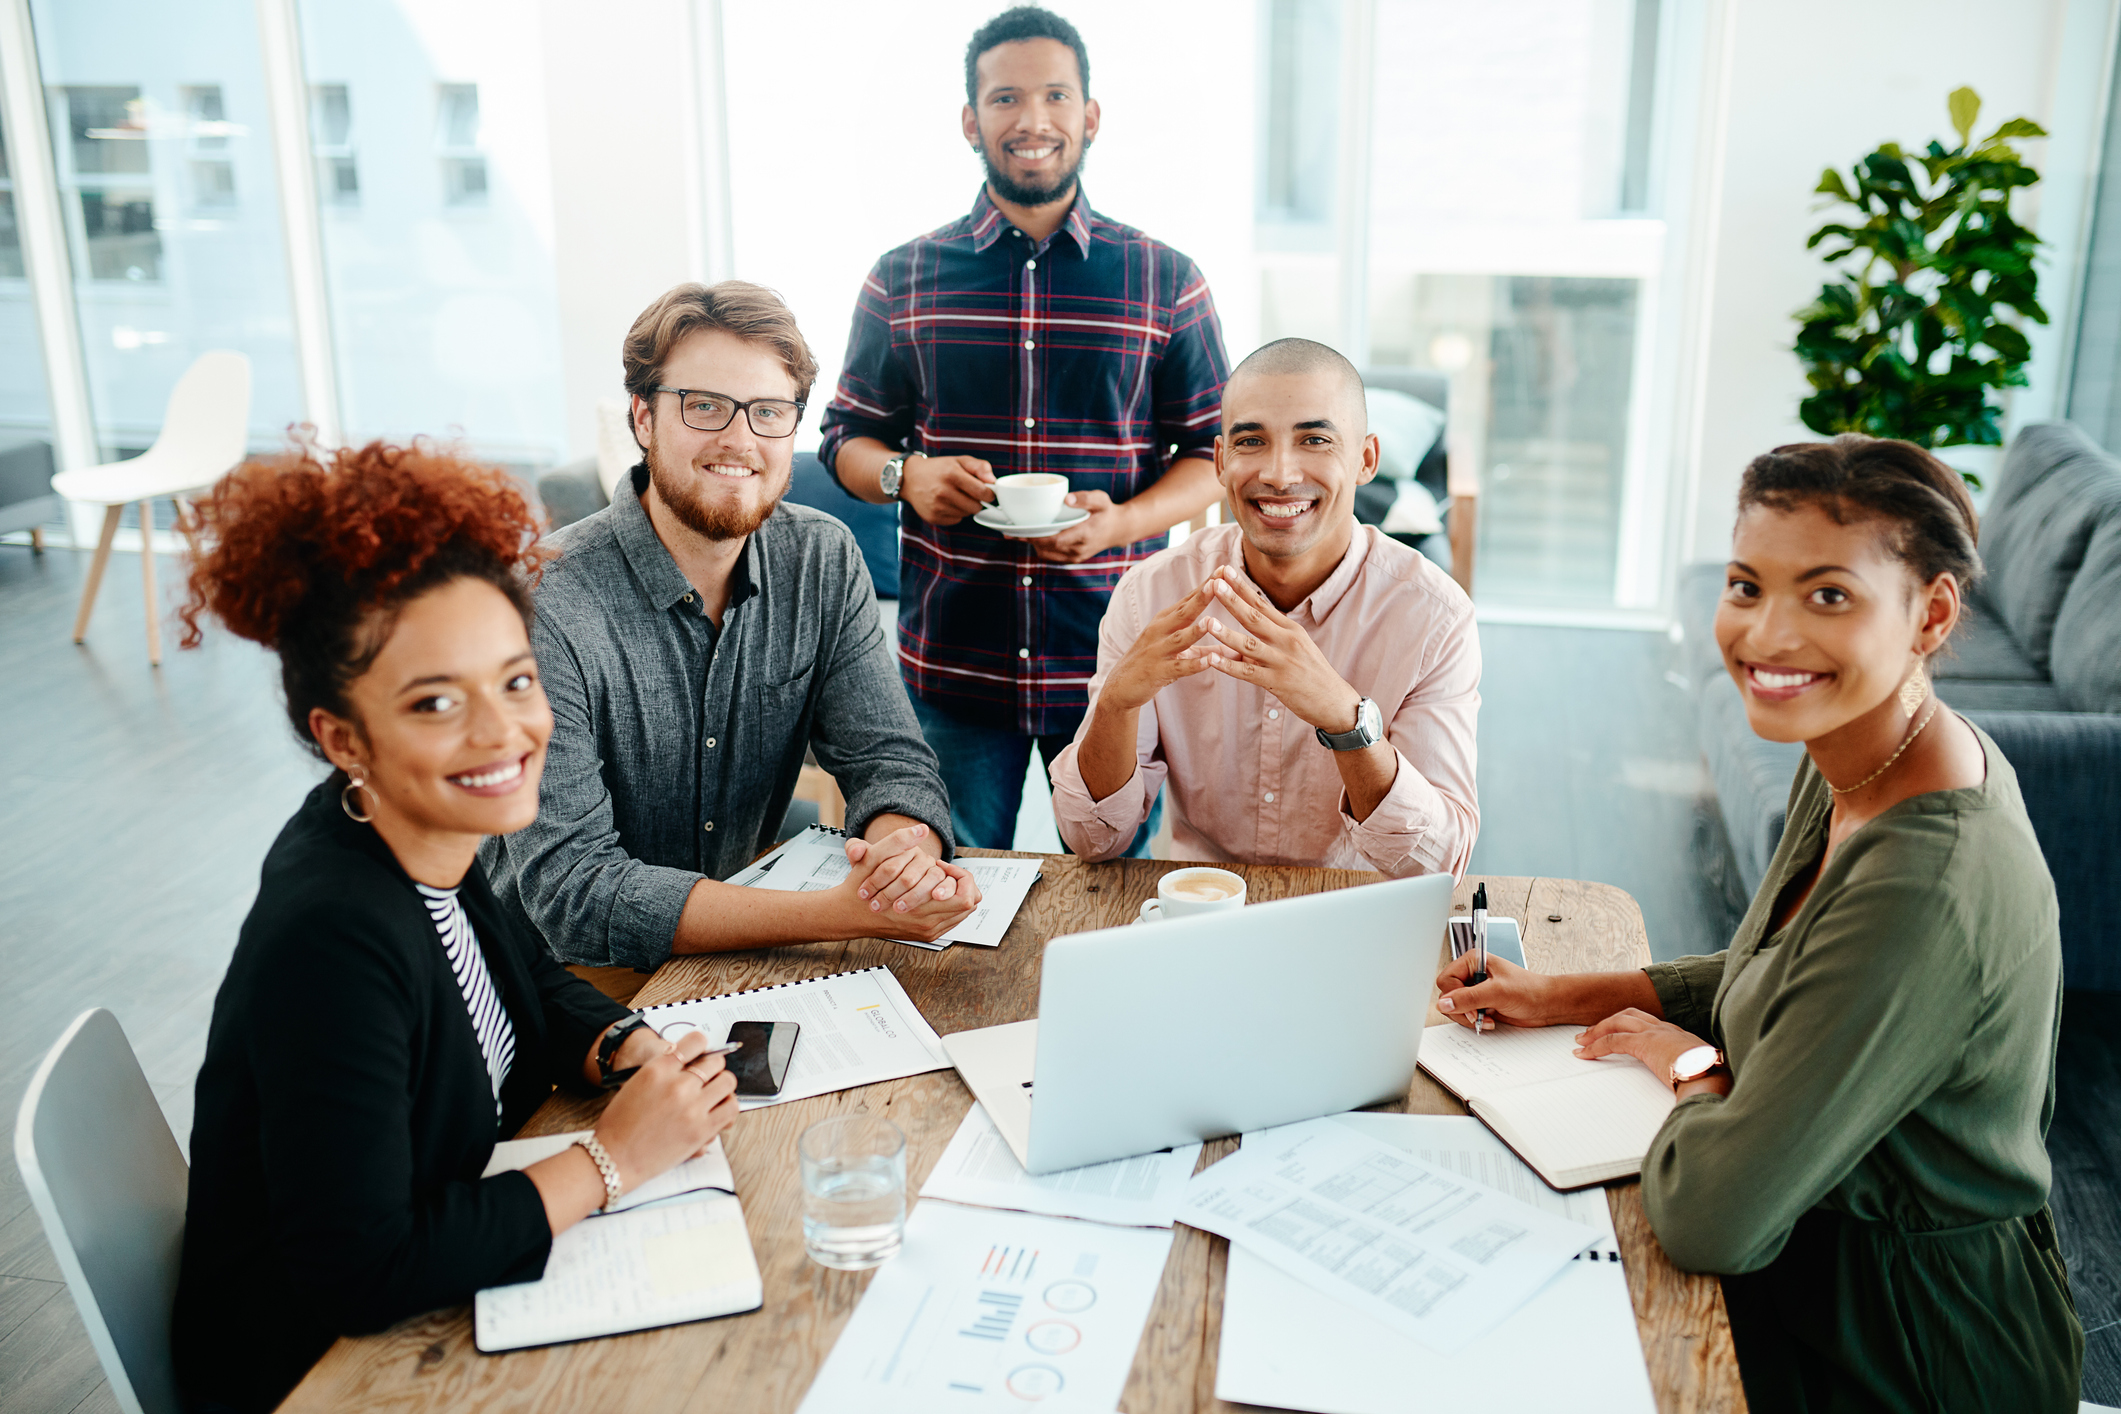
top-left (1469, 883), bottom-right (1489, 1033)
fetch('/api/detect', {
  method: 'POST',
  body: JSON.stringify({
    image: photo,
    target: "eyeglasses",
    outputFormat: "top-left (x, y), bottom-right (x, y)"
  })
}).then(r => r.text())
top-left (653, 386), bottom-right (805, 438)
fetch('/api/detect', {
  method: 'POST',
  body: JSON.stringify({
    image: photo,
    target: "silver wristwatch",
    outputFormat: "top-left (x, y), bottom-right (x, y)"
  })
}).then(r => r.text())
top-left (1315, 697), bottom-right (1384, 751)
top-left (879, 453), bottom-right (910, 500)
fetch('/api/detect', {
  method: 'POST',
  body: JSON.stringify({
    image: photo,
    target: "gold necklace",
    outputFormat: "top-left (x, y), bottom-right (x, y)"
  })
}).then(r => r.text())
top-left (1826, 698), bottom-right (1942, 795)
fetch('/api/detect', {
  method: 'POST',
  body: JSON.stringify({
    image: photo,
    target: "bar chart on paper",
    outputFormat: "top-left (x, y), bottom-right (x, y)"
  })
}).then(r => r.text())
top-left (796, 1201), bottom-right (1173, 1413)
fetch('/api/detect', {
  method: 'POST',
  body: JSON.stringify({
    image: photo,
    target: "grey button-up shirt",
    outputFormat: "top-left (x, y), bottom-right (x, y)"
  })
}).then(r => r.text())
top-left (482, 468), bottom-right (954, 968)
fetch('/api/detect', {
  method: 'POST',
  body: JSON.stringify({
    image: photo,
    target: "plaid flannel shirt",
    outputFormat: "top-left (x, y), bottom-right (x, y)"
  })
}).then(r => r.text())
top-left (818, 188), bottom-right (1228, 736)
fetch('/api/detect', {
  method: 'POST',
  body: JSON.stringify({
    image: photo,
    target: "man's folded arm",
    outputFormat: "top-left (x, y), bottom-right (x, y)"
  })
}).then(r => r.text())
top-left (1339, 603), bottom-right (1481, 879)
top-left (1049, 590), bottom-right (1165, 858)
top-left (499, 618), bottom-right (697, 969)
top-left (806, 536), bottom-right (956, 854)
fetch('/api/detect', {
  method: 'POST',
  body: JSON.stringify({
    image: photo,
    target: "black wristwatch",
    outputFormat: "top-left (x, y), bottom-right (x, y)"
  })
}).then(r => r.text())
top-left (1316, 696), bottom-right (1385, 751)
top-left (596, 1014), bottom-right (655, 1091)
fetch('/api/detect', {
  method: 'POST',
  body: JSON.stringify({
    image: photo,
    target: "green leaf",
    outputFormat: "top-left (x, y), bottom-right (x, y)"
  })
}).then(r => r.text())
top-left (1815, 168), bottom-right (1855, 202)
top-left (1988, 117), bottom-right (2047, 141)
top-left (1948, 87), bottom-right (1981, 147)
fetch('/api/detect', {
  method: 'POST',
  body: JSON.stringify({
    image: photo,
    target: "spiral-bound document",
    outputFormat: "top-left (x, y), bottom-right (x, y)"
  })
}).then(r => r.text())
top-left (730, 824), bottom-right (1043, 949)
top-left (634, 965), bottom-right (951, 1108)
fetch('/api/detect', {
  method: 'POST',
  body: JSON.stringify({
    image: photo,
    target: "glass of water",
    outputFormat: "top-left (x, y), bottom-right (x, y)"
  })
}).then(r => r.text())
top-left (799, 1113), bottom-right (907, 1270)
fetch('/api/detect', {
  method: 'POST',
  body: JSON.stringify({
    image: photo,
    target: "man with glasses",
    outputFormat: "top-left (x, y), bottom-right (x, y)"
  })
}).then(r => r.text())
top-left (484, 281), bottom-right (980, 969)
top-left (820, 4), bottom-right (1229, 851)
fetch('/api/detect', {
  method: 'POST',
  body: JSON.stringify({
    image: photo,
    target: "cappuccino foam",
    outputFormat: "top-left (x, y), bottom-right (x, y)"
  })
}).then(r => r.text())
top-left (1166, 876), bottom-right (1240, 901)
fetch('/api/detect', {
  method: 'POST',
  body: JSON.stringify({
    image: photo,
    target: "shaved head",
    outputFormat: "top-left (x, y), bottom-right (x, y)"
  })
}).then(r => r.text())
top-left (1223, 338), bottom-right (1366, 430)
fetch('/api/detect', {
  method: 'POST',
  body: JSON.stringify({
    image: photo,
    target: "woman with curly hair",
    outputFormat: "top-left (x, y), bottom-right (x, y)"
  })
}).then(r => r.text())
top-left (171, 442), bottom-right (739, 1413)
top-left (1436, 436), bottom-right (2082, 1410)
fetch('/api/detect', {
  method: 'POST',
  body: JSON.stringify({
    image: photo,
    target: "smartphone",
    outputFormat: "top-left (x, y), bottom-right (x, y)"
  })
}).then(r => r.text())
top-left (725, 1020), bottom-right (799, 1097)
top-left (1447, 915), bottom-right (1526, 968)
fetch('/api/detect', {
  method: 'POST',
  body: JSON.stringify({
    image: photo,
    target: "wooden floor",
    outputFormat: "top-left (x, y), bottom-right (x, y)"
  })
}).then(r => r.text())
top-left (0, 542), bottom-right (2114, 1408)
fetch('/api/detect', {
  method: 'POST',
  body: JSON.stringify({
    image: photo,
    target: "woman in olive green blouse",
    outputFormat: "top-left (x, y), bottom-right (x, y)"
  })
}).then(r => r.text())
top-left (1438, 435), bottom-right (2083, 1412)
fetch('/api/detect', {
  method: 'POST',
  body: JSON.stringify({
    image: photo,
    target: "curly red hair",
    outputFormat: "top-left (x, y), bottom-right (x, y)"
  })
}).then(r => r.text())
top-left (180, 439), bottom-right (550, 757)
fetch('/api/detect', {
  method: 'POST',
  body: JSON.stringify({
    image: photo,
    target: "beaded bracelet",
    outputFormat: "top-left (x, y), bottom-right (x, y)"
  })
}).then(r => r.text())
top-left (575, 1133), bottom-right (624, 1211)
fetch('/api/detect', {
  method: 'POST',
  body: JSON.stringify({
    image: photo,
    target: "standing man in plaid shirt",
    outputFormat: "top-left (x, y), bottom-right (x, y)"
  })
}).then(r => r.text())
top-left (819, 4), bottom-right (1230, 851)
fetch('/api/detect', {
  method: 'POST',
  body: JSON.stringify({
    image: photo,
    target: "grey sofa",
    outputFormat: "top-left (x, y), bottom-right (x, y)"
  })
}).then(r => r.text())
top-left (1679, 422), bottom-right (2121, 990)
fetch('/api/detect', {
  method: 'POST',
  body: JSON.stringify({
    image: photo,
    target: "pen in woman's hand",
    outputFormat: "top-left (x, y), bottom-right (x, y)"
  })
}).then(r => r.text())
top-left (1470, 883), bottom-right (1489, 1034)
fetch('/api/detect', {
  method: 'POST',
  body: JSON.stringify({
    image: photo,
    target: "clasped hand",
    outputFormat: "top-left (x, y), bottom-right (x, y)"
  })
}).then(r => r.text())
top-left (1102, 565), bottom-right (1359, 732)
top-left (839, 822), bottom-right (981, 941)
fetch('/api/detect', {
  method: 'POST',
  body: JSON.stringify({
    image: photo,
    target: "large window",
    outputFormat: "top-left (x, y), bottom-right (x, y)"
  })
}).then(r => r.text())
top-left (29, 0), bottom-right (303, 459)
top-left (0, 103), bottom-right (52, 455)
top-left (1259, 0), bottom-right (1665, 609)
top-left (293, 0), bottom-right (566, 466)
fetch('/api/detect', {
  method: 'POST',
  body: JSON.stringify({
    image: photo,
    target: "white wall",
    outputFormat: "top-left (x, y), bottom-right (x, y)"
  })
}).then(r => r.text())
top-left (1679, 0), bottom-right (2089, 562)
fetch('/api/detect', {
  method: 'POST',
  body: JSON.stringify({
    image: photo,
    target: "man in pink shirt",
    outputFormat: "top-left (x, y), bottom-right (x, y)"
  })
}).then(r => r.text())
top-left (1048, 338), bottom-right (1480, 877)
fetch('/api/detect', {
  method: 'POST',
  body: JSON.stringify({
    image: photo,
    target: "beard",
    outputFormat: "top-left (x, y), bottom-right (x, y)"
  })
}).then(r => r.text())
top-left (644, 442), bottom-right (787, 542)
top-left (980, 135), bottom-right (1088, 208)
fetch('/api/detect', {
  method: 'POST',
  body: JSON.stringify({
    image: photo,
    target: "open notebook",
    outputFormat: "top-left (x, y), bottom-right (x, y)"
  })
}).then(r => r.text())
top-left (1418, 1023), bottom-right (1676, 1190)
top-left (472, 1131), bottom-right (762, 1351)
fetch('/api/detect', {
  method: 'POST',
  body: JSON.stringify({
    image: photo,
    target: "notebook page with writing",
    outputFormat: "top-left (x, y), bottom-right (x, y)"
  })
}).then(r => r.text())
top-left (474, 1194), bottom-right (761, 1351)
top-left (1418, 1022), bottom-right (1600, 1101)
top-left (1473, 1065), bottom-right (1676, 1189)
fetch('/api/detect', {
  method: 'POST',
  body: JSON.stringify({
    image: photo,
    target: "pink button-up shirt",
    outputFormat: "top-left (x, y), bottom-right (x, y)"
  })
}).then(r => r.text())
top-left (1049, 524), bottom-right (1480, 878)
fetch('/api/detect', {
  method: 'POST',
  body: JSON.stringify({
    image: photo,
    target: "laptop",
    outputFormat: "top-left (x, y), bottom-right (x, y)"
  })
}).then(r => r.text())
top-left (943, 873), bottom-right (1455, 1174)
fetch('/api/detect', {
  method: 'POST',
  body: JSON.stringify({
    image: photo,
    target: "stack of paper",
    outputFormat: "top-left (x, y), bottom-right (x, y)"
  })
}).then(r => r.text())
top-left (729, 824), bottom-right (1042, 948)
top-left (1172, 1115), bottom-right (1600, 1353)
top-left (919, 1101), bottom-right (1202, 1229)
top-left (1212, 1114), bottom-right (1655, 1413)
top-left (795, 1199), bottom-right (1173, 1414)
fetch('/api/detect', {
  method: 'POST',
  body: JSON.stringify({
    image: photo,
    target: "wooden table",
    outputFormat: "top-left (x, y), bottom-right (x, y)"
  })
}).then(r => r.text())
top-left (285, 857), bottom-right (1746, 1413)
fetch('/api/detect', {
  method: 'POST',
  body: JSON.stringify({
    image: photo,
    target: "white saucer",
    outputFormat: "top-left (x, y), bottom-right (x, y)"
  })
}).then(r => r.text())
top-left (973, 504), bottom-right (1091, 539)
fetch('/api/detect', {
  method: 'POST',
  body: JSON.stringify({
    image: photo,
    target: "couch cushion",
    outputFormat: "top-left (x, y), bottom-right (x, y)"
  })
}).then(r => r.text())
top-left (2049, 514), bottom-right (2121, 713)
top-left (1676, 562), bottom-right (1730, 702)
top-left (1978, 423), bottom-right (2121, 672)
top-left (1935, 677), bottom-right (2066, 712)
top-left (1935, 592), bottom-right (2043, 683)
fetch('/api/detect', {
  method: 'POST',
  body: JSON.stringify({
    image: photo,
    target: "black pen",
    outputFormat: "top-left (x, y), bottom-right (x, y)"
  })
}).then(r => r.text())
top-left (1470, 883), bottom-right (1489, 1034)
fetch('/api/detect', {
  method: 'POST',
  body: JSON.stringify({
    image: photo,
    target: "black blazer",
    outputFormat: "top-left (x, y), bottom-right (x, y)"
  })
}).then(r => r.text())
top-left (173, 783), bottom-right (629, 1412)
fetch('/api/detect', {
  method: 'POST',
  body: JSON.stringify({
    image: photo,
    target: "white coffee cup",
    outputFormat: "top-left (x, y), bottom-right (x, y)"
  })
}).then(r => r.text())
top-left (991, 472), bottom-right (1070, 526)
top-left (1138, 866), bottom-right (1247, 922)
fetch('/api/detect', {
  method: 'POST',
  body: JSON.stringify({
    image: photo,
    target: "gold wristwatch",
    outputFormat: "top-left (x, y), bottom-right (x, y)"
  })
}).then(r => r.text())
top-left (1670, 1044), bottom-right (1725, 1085)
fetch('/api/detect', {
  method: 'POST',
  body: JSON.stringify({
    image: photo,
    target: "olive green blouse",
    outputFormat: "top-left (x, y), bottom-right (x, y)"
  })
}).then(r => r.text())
top-left (1641, 725), bottom-right (2063, 1275)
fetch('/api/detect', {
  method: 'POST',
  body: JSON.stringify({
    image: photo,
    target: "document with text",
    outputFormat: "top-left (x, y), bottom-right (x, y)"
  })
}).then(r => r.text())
top-left (635, 966), bottom-right (949, 1108)
top-left (729, 824), bottom-right (1042, 948)
top-left (1215, 1114), bottom-right (1654, 1414)
top-left (797, 1198), bottom-right (1172, 1414)
top-left (920, 1102), bottom-right (1203, 1228)
top-left (1173, 1115), bottom-right (1599, 1351)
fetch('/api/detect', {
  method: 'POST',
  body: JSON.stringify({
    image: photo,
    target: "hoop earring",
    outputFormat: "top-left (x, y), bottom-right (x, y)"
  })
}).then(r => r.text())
top-left (1898, 658), bottom-right (1929, 718)
top-left (341, 771), bottom-right (375, 823)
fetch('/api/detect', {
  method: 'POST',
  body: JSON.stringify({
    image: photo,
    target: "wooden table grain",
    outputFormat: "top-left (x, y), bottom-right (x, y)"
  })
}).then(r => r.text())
top-left (282, 858), bottom-right (1746, 1414)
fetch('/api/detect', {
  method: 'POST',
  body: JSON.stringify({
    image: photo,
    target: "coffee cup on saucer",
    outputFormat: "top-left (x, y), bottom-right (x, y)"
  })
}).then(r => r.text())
top-left (991, 472), bottom-right (1070, 526)
top-left (1138, 866), bottom-right (1247, 922)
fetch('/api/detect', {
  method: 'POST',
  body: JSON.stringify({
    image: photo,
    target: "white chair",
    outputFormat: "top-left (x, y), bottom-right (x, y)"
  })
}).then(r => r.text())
top-left (52, 350), bottom-right (252, 665)
top-left (13, 1008), bottom-right (188, 1414)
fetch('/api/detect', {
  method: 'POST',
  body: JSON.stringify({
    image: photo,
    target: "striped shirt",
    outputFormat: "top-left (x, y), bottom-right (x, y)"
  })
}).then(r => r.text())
top-left (818, 188), bottom-right (1229, 736)
top-left (414, 883), bottom-right (516, 1122)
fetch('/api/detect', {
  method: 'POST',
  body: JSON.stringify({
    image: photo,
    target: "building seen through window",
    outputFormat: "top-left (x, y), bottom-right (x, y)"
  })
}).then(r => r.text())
top-left (311, 83), bottom-right (358, 204)
top-left (436, 82), bottom-right (486, 206)
top-left (182, 85), bottom-right (237, 209)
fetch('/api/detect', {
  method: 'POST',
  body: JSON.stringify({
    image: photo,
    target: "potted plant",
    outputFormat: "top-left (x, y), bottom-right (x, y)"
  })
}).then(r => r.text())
top-left (1792, 87), bottom-right (2045, 485)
